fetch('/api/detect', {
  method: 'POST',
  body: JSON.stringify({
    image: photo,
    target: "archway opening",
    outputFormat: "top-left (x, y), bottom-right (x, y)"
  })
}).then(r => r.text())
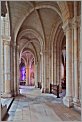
top-left (19, 49), bottom-right (37, 94)
top-left (61, 46), bottom-right (66, 90)
top-left (19, 59), bottom-right (26, 85)
top-left (19, 50), bottom-right (35, 86)
top-left (60, 36), bottom-right (66, 98)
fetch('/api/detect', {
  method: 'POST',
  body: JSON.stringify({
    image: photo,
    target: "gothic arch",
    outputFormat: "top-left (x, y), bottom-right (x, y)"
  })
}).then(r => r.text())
top-left (17, 28), bottom-right (43, 52)
top-left (21, 49), bottom-right (37, 64)
top-left (50, 21), bottom-right (64, 85)
top-left (14, 3), bottom-right (62, 43)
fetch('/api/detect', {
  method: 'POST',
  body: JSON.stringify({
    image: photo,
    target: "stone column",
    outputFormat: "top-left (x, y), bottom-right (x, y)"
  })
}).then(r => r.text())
top-left (79, 2), bottom-right (82, 113)
top-left (39, 56), bottom-right (42, 84)
top-left (63, 20), bottom-right (73, 107)
top-left (51, 45), bottom-right (54, 84)
top-left (13, 44), bottom-right (17, 96)
top-left (73, 2), bottom-right (81, 108)
top-left (44, 50), bottom-right (50, 92)
top-left (41, 51), bottom-right (47, 93)
top-left (79, 18), bottom-right (82, 108)
top-left (78, 21), bottom-right (81, 103)
top-left (0, 37), bottom-right (4, 95)
top-left (29, 63), bottom-right (31, 85)
top-left (3, 38), bottom-right (12, 97)
top-left (73, 23), bottom-right (80, 105)
top-left (26, 66), bottom-right (29, 85)
top-left (34, 64), bottom-right (38, 87)
top-left (56, 47), bottom-right (60, 85)
top-left (40, 52), bottom-right (44, 91)
top-left (10, 42), bottom-right (14, 96)
top-left (53, 42), bottom-right (57, 85)
top-left (38, 62), bottom-right (41, 86)
top-left (16, 46), bottom-right (20, 95)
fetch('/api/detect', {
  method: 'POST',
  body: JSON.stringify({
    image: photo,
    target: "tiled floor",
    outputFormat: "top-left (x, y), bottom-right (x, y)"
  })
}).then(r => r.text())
top-left (4, 86), bottom-right (81, 122)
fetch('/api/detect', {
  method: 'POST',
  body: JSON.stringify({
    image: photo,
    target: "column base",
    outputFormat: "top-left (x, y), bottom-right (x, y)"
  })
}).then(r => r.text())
top-left (63, 96), bottom-right (73, 107)
top-left (1, 92), bottom-right (12, 98)
top-left (26, 83), bottom-right (29, 86)
top-left (35, 85), bottom-right (38, 88)
top-left (14, 89), bottom-right (20, 96)
top-left (13, 91), bottom-right (17, 97)
top-left (73, 97), bottom-right (81, 112)
top-left (41, 88), bottom-right (49, 93)
top-left (41, 88), bottom-right (45, 93)
top-left (74, 105), bottom-right (81, 113)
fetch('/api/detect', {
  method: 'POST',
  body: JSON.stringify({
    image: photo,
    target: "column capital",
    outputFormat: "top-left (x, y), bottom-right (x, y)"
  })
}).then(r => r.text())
top-left (2, 36), bottom-right (11, 46)
top-left (2, 35), bottom-right (11, 41)
top-left (13, 42), bottom-right (17, 48)
top-left (3, 40), bottom-right (10, 46)
top-left (17, 45), bottom-right (20, 51)
top-left (72, 16), bottom-right (81, 28)
top-left (62, 19), bottom-right (72, 33)
top-left (77, 16), bottom-right (81, 27)
top-left (40, 52), bottom-right (43, 56)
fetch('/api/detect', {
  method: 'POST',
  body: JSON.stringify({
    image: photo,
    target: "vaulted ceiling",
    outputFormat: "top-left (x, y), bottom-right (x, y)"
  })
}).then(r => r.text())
top-left (8, 1), bottom-right (74, 63)
top-left (1, 1), bottom-right (81, 64)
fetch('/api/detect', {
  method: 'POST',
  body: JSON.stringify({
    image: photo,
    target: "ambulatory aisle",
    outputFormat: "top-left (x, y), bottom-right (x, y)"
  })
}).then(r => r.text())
top-left (4, 86), bottom-right (81, 122)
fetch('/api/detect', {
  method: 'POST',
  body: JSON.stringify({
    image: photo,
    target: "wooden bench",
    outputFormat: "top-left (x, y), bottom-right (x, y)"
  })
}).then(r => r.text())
top-left (50, 83), bottom-right (60, 98)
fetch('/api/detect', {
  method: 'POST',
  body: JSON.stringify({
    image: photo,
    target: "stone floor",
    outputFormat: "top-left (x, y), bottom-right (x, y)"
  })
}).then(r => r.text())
top-left (1, 98), bottom-right (14, 109)
top-left (4, 86), bottom-right (81, 122)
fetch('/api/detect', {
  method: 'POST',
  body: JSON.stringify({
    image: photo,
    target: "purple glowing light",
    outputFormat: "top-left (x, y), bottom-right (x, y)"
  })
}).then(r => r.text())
top-left (20, 66), bottom-right (26, 81)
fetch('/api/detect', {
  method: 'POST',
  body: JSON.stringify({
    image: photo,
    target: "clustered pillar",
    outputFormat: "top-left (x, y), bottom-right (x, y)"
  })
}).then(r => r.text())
top-left (62, 17), bottom-right (81, 108)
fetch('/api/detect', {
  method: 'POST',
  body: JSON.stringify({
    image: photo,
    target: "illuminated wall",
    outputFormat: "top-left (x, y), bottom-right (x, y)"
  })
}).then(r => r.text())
top-left (20, 66), bottom-right (26, 81)
top-left (29, 62), bottom-right (34, 85)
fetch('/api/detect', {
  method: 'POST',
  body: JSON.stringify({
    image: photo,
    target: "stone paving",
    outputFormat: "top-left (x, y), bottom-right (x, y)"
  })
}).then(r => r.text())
top-left (4, 86), bottom-right (81, 122)
top-left (1, 98), bottom-right (14, 109)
